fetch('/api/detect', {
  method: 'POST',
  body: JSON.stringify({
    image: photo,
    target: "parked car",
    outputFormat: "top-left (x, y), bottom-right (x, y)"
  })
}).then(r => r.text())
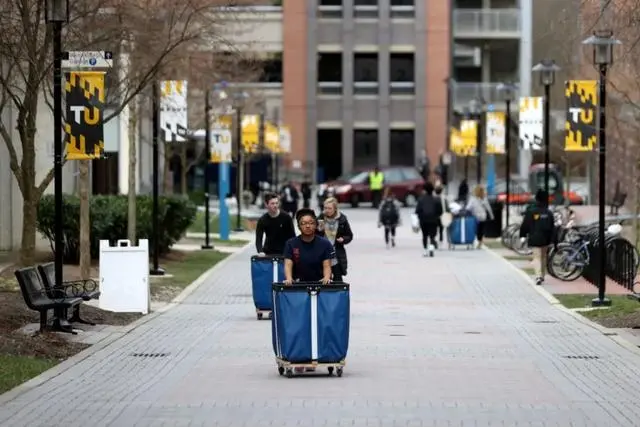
top-left (318, 166), bottom-right (425, 208)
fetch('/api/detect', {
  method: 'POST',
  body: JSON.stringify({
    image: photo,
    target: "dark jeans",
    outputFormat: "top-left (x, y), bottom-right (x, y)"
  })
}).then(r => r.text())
top-left (420, 222), bottom-right (438, 249)
top-left (331, 264), bottom-right (343, 282)
top-left (384, 225), bottom-right (396, 243)
top-left (437, 219), bottom-right (444, 242)
top-left (371, 190), bottom-right (382, 208)
top-left (476, 220), bottom-right (486, 242)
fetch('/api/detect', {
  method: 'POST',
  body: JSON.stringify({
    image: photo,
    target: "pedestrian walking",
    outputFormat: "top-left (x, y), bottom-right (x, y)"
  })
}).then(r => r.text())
top-left (465, 185), bottom-right (494, 249)
top-left (255, 193), bottom-right (296, 255)
top-left (378, 187), bottom-right (401, 248)
top-left (300, 177), bottom-right (312, 209)
top-left (434, 184), bottom-right (451, 244)
top-left (280, 181), bottom-right (299, 216)
top-left (415, 182), bottom-right (443, 257)
top-left (457, 179), bottom-right (469, 204)
top-left (519, 189), bottom-right (556, 286)
top-left (317, 197), bottom-right (353, 282)
top-left (368, 166), bottom-right (385, 208)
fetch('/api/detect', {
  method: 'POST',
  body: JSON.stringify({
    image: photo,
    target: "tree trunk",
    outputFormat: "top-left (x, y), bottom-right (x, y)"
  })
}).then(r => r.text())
top-left (19, 192), bottom-right (38, 267)
top-left (180, 143), bottom-right (187, 194)
top-left (127, 101), bottom-right (138, 243)
top-left (79, 160), bottom-right (91, 280)
top-left (163, 145), bottom-right (173, 194)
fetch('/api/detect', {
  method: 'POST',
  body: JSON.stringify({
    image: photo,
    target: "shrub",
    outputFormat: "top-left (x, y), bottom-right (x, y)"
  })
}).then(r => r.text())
top-left (37, 194), bottom-right (197, 263)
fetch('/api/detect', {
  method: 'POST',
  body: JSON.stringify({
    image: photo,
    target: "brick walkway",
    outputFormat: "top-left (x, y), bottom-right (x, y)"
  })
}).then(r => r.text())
top-left (1, 208), bottom-right (640, 426)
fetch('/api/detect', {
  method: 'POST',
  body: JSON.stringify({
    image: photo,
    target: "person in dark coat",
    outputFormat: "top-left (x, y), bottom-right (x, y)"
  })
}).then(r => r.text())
top-left (457, 179), bottom-right (469, 204)
top-left (300, 177), bottom-right (312, 209)
top-left (415, 182), bottom-right (443, 257)
top-left (280, 181), bottom-right (299, 216)
top-left (519, 189), bottom-right (556, 286)
top-left (316, 197), bottom-right (354, 282)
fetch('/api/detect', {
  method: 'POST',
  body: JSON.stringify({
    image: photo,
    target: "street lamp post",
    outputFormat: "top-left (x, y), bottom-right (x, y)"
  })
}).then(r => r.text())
top-left (532, 59), bottom-right (561, 199)
top-left (233, 91), bottom-right (249, 232)
top-left (583, 30), bottom-right (621, 307)
top-left (469, 98), bottom-right (484, 185)
top-left (462, 107), bottom-right (470, 182)
top-left (498, 82), bottom-right (516, 230)
top-left (201, 88), bottom-right (214, 250)
top-left (46, 0), bottom-right (70, 331)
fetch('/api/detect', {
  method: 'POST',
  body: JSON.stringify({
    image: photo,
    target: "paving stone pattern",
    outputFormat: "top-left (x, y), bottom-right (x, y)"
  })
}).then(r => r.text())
top-left (1, 208), bottom-right (640, 426)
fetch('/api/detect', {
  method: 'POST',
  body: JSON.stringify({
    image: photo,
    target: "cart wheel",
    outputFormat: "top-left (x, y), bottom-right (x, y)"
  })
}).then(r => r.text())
top-left (336, 367), bottom-right (343, 377)
top-left (327, 367), bottom-right (334, 376)
top-left (257, 312), bottom-right (263, 320)
top-left (278, 366), bottom-right (284, 376)
top-left (286, 368), bottom-right (293, 378)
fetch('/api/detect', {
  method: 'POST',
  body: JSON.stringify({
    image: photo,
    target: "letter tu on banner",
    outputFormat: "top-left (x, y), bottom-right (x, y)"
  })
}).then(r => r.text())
top-left (64, 71), bottom-right (106, 160)
top-left (459, 120), bottom-right (477, 156)
top-left (210, 128), bottom-right (232, 163)
top-left (564, 80), bottom-right (597, 152)
top-left (485, 112), bottom-right (505, 154)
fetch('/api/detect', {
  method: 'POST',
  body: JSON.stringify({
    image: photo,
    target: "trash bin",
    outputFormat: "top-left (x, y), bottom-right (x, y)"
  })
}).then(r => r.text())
top-left (484, 200), bottom-right (503, 238)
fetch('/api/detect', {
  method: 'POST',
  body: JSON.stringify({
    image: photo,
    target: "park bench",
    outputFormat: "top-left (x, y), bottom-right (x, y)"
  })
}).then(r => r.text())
top-left (37, 262), bottom-right (99, 326)
top-left (609, 181), bottom-right (627, 215)
top-left (14, 266), bottom-right (83, 334)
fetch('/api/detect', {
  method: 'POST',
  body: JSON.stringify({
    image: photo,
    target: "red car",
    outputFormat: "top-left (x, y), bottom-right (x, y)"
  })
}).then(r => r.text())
top-left (319, 166), bottom-right (425, 208)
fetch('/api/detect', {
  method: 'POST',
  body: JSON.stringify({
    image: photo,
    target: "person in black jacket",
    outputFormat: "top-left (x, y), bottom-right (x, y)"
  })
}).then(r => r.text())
top-left (255, 193), bottom-right (296, 255)
top-left (519, 189), bottom-right (556, 286)
top-left (415, 182), bottom-right (443, 257)
top-left (316, 197), bottom-right (354, 281)
top-left (280, 181), bottom-right (299, 216)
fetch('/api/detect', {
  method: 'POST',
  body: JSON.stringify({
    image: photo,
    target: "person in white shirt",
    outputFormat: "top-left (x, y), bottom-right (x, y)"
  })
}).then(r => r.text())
top-left (465, 185), bottom-right (494, 248)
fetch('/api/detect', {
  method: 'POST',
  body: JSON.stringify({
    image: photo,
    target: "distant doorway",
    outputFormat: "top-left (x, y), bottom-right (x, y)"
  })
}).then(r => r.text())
top-left (317, 128), bottom-right (342, 182)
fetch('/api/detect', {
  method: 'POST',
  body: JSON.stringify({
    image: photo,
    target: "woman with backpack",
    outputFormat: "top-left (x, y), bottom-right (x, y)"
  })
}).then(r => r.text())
top-left (316, 197), bottom-right (354, 281)
top-left (378, 187), bottom-right (402, 248)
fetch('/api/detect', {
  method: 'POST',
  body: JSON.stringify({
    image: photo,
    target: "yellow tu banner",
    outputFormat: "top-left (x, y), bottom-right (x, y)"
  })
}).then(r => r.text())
top-left (565, 80), bottom-right (597, 152)
top-left (64, 71), bottom-right (106, 160)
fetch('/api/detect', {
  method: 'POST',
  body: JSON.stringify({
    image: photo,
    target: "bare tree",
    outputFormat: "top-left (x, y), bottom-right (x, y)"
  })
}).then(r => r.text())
top-left (0, 0), bottom-right (255, 266)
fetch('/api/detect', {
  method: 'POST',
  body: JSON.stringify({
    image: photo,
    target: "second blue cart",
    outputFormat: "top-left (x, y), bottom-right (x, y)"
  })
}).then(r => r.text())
top-left (251, 255), bottom-right (285, 320)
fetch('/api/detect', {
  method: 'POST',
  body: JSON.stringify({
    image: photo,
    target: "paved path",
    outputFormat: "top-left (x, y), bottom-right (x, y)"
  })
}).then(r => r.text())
top-left (2, 208), bottom-right (640, 426)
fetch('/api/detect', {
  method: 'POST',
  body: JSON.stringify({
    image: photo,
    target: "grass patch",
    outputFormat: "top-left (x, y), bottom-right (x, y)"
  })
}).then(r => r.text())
top-left (188, 211), bottom-right (245, 234)
top-left (0, 354), bottom-right (57, 394)
top-left (555, 294), bottom-right (640, 328)
top-left (520, 266), bottom-right (536, 275)
top-left (484, 240), bottom-right (504, 249)
top-left (211, 238), bottom-right (249, 247)
top-left (504, 254), bottom-right (534, 261)
top-left (150, 250), bottom-right (229, 301)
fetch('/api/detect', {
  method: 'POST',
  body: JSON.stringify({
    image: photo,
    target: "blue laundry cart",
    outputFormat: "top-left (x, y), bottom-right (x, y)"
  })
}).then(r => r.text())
top-left (250, 255), bottom-right (284, 320)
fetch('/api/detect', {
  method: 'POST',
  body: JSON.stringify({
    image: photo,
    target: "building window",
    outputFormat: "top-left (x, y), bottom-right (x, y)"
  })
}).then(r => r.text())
top-left (390, 130), bottom-right (415, 166)
top-left (390, 0), bottom-right (414, 18)
top-left (354, 53), bottom-right (378, 95)
top-left (390, 53), bottom-right (414, 94)
top-left (317, 128), bottom-right (343, 181)
top-left (354, 0), bottom-right (378, 18)
top-left (353, 129), bottom-right (379, 168)
top-left (317, 53), bottom-right (343, 95)
top-left (319, 0), bottom-right (342, 19)
top-left (259, 52), bottom-right (282, 83)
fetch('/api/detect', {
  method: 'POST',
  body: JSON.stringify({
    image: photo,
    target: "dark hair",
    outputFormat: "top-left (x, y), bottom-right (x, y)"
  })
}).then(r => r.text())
top-left (434, 186), bottom-right (443, 195)
top-left (535, 189), bottom-right (548, 205)
top-left (423, 181), bottom-right (434, 195)
top-left (295, 208), bottom-right (316, 223)
top-left (264, 192), bottom-right (278, 203)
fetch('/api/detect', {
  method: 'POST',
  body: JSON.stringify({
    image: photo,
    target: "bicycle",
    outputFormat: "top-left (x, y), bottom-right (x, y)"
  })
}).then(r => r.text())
top-left (547, 231), bottom-right (590, 281)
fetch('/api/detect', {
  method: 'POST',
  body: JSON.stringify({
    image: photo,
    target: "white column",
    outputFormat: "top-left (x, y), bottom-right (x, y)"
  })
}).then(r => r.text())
top-left (518, 0), bottom-right (533, 179)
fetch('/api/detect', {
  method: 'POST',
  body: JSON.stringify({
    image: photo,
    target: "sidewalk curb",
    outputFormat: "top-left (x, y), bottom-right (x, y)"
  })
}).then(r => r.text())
top-left (0, 243), bottom-right (251, 405)
top-left (484, 245), bottom-right (640, 357)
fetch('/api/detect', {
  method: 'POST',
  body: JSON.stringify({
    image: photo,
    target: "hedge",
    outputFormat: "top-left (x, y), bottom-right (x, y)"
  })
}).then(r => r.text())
top-left (37, 194), bottom-right (197, 263)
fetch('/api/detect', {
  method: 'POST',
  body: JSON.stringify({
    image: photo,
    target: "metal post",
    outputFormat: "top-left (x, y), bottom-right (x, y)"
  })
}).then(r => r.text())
top-left (505, 99), bottom-right (511, 229)
top-left (234, 106), bottom-right (244, 232)
top-left (464, 156), bottom-right (469, 181)
top-left (476, 114), bottom-right (482, 184)
top-left (150, 82), bottom-right (164, 275)
top-left (543, 83), bottom-right (551, 199)
top-left (53, 18), bottom-right (64, 306)
top-left (593, 64), bottom-right (611, 307)
top-left (202, 89), bottom-right (213, 249)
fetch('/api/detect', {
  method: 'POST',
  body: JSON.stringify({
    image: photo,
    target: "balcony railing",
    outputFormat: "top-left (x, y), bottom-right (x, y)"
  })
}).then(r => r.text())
top-left (318, 82), bottom-right (343, 95)
top-left (390, 82), bottom-right (415, 95)
top-left (451, 82), bottom-right (520, 110)
top-left (454, 9), bottom-right (521, 38)
top-left (390, 5), bottom-right (415, 19)
top-left (354, 5), bottom-right (378, 18)
top-left (354, 81), bottom-right (379, 95)
top-left (318, 5), bottom-right (342, 19)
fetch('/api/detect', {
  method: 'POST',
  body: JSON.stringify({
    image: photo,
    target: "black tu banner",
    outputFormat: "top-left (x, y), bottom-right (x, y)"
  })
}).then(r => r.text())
top-left (64, 71), bottom-right (106, 160)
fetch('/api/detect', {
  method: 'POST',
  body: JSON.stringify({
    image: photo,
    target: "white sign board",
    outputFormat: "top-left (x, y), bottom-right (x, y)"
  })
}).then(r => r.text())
top-left (160, 80), bottom-right (188, 142)
top-left (519, 97), bottom-right (543, 150)
top-left (99, 239), bottom-right (150, 314)
top-left (279, 127), bottom-right (291, 153)
top-left (62, 51), bottom-right (113, 69)
top-left (211, 128), bottom-right (232, 163)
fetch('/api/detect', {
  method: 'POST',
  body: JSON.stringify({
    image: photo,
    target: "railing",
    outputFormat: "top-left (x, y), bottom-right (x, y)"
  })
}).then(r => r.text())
top-left (390, 82), bottom-right (414, 95)
top-left (580, 231), bottom-right (640, 293)
top-left (451, 82), bottom-right (520, 109)
top-left (354, 5), bottom-right (378, 18)
top-left (354, 81), bottom-right (378, 95)
top-left (390, 5), bottom-right (415, 18)
top-left (453, 9), bottom-right (521, 37)
top-left (226, 82), bottom-right (283, 91)
top-left (317, 82), bottom-right (343, 95)
top-left (318, 5), bottom-right (342, 19)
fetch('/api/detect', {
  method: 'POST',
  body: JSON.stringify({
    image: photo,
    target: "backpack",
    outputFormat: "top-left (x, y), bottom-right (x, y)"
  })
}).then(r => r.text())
top-left (380, 200), bottom-right (399, 224)
top-left (417, 195), bottom-right (437, 219)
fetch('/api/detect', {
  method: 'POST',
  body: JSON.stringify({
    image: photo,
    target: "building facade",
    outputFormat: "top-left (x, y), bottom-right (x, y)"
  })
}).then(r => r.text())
top-left (231, 0), bottom-right (533, 181)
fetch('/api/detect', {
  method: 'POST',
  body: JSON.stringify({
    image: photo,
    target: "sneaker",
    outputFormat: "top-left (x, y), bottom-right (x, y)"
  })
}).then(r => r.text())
top-left (428, 244), bottom-right (435, 257)
top-left (535, 276), bottom-right (544, 286)
top-left (391, 238), bottom-right (396, 247)
top-left (423, 249), bottom-right (429, 257)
